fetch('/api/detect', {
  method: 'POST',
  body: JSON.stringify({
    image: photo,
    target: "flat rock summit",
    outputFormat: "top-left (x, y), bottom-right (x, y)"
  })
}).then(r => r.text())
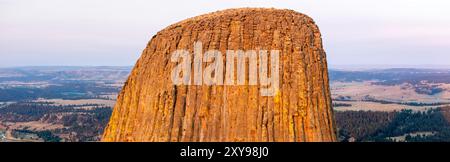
top-left (102, 8), bottom-right (337, 142)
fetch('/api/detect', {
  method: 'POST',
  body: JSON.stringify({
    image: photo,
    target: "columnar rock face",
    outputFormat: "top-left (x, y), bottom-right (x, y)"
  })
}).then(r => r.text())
top-left (102, 8), bottom-right (337, 142)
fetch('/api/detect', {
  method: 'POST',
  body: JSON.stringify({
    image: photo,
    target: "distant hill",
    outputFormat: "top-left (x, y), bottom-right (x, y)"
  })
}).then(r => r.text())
top-left (0, 66), bottom-right (132, 83)
top-left (0, 66), bottom-right (131, 102)
top-left (329, 68), bottom-right (450, 85)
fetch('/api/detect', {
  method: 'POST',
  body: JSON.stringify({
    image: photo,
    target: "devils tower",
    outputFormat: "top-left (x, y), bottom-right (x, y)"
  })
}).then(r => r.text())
top-left (102, 8), bottom-right (337, 142)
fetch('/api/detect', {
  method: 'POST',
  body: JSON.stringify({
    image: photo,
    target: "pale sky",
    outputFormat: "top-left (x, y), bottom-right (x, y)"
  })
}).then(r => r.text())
top-left (1, 0), bottom-right (449, 67)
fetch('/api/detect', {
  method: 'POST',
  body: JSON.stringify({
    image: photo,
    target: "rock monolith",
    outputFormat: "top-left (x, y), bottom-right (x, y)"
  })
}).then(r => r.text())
top-left (102, 8), bottom-right (337, 142)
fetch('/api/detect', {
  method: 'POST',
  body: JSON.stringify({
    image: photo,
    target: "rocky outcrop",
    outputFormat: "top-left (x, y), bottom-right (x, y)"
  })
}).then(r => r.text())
top-left (102, 8), bottom-right (337, 142)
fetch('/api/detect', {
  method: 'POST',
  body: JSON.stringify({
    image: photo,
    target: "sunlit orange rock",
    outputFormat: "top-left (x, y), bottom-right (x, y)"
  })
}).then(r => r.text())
top-left (102, 8), bottom-right (337, 142)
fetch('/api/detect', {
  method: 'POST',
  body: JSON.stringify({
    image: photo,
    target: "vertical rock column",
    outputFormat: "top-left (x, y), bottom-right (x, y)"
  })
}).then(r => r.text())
top-left (102, 8), bottom-right (337, 142)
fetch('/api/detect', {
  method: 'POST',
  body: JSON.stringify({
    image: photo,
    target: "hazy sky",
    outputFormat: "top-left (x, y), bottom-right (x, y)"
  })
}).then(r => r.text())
top-left (1, 0), bottom-right (449, 67)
